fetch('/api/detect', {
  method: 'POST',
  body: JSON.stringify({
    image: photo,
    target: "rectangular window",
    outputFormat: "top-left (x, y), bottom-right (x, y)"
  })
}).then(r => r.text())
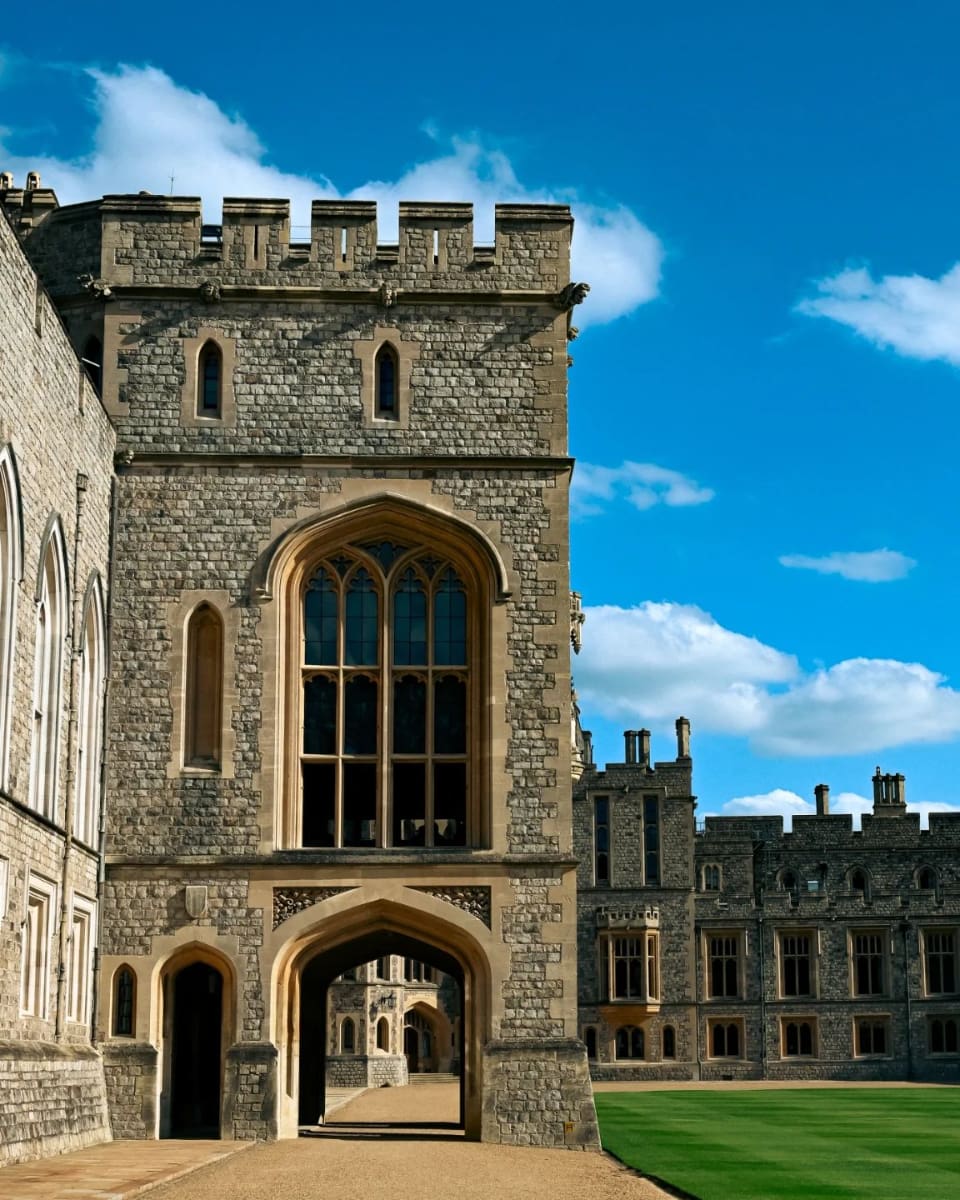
top-left (66, 895), bottom-right (96, 1025)
top-left (923, 930), bottom-right (957, 996)
top-left (642, 795), bottom-right (660, 884)
top-left (855, 1017), bottom-right (890, 1057)
top-left (928, 1016), bottom-right (959, 1055)
top-left (594, 796), bottom-right (610, 885)
top-left (707, 1018), bottom-right (744, 1058)
top-left (605, 932), bottom-right (660, 1003)
top-left (780, 1017), bottom-right (817, 1057)
top-left (852, 930), bottom-right (886, 996)
top-left (20, 873), bottom-right (57, 1018)
top-left (779, 931), bottom-right (815, 998)
top-left (0, 856), bottom-right (8, 916)
top-left (708, 933), bottom-right (742, 999)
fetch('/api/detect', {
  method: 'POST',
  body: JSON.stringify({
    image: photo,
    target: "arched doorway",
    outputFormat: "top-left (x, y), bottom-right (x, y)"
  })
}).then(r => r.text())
top-left (296, 930), bottom-right (465, 1130)
top-left (167, 961), bottom-right (223, 1137)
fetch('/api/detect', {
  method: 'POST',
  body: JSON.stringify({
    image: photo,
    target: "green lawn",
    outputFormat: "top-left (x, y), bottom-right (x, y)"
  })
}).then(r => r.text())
top-left (595, 1088), bottom-right (960, 1200)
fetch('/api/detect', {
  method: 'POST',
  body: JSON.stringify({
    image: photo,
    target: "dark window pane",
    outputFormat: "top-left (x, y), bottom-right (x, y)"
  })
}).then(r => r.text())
top-left (302, 763), bottom-right (335, 846)
top-left (200, 343), bottom-right (221, 414)
top-left (344, 675), bottom-right (378, 755)
top-left (393, 675), bottom-right (426, 754)
top-left (434, 675), bottom-right (466, 753)
top-left (585, 1028), bottom-right (597, 1058)
top-left (305, 567), bottom-right (338, 664)
top-left (114, 969), bottom-right (134, 1036)
top-left (663, 1026), bottom-right (675, 1058)
top-left (393, 762), bottom-right (426, 845)
top-left (343, 762), bottom-right (376, 846)
top-left (345, 569), bottom-right (379, 665)
top-left (727, 1024), bottom-right (740, 1056)
top-left (800, 1023), bottom-right (813, 1055)
top-left (434, 762), bottom-right (466, 845)
top-left (303, 676), bottom-right (336, 755)
top-left (376, 346), bottom-right (397, 414)
top-left (393, 569), bottom-right (427, 665)
top-left (646, 851), bottom-right (660, 884)
top-left (786, 1023), bottom-right (799, 1056)
top-left (433, 569), bottom-right (466, 665)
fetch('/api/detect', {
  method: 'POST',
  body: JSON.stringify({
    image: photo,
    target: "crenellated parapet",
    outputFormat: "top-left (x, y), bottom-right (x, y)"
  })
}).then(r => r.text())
top-left (0, 185), bottom-right (576, 298)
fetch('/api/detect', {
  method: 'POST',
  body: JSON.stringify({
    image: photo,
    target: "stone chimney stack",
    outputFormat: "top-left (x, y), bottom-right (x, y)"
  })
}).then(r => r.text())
top-left (582, 730), bottom-right (593, 766)
top-left (624, 730), bottom-right (637, 764)
top-left (676, 716), bottom-right (691, 759)
top-left (638, 729), bottom-right (651, 767)
top-left (814, 783), bottom-right (830, 816)
top-left (25, 170), bottom-right (40, 191)
top-left (872, 768), bottom-right (907, 817)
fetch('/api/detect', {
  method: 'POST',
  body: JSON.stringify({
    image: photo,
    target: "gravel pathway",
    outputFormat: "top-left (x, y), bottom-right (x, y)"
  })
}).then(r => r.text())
top-left (146, 1083), bottom-right (673, 1200)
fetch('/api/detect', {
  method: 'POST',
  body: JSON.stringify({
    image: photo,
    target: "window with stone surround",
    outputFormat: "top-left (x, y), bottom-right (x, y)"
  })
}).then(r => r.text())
top-left (29, 518), bottom-right (68, 821)
top-left (854, 1016), bottom-right (890, 1057)
top-left (0, 444), bottom-right (22, 791)
top-left (707, 1019), bottom-right (743, 1059)
top-left (780, 1017), bottom-right (817, 1058)
top-left (197, 340), bottom-right (222, 417)
top-left (778, 930), bottom-right (817, 998)
top-left (849, 866), bottom-right (871, 900)
top-left (376, 1016), bottom-right (390, 1050)
top-left (584, 1026), bottom-right (597, 1058)
top-left (593, 795), bottom-right (610, 885)
top-left (375, 343), bottom-right (400, 419)
top-left (707, 932), bottom-right (743, 999)
top-left (184, 603), bottom-right (224, 770)
top-left (701, 864), bottom-right (721, 891)
top-left (642, 794), bottom-right (660, 884)
top-left (341, 1016), bottom-right (356, 1053)
top-left (928, 1017), bottom-right (959, 1055)
top-left (603, 932), bottom-right (660, 1003)
top-left (65, 894), bottom-right (96, 1025)
top-left (851, 929), bottom-right (887, 996)
top-left (20, 872), bottom-right (57, 1018)
top-left (74, 576), bottom-right (106, 846)
top-left (662, 1024), bottom-right (676, 1059)
top-left (112, 965), bottom-right (136, 1036)
top-left (916, 866), bottom-right (939, 892)
top-left (923, 929), bottom-right (957, 996)
top-left (298, 540), bottom-right (472, 849)
top-left (615, 1025), bottom-right (644, 1059)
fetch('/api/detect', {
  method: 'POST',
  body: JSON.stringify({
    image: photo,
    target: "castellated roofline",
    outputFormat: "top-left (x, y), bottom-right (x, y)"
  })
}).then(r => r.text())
top-left (0, 184), bottom-right (580, 297)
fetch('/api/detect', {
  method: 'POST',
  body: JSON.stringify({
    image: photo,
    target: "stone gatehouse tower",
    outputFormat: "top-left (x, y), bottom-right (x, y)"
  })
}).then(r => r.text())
top-left (0, 179), bottom-right (598, 1151)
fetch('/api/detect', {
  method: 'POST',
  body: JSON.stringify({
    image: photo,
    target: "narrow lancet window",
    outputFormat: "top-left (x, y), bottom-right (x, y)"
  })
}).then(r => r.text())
top-left (375, 344), bottom-right (399, 418)
top-left (113, 966), bottom-right (135, 1036)
top-left (198, 341), bottom-right (223, 418)
top-left (184, 603), bottom-right (223, 768)
top-left (82, 336), bottom-right (103, 396)
top-left (74, 578), bottom-right (106, 846)
top-left (0, 445), bottom-right (22, 791)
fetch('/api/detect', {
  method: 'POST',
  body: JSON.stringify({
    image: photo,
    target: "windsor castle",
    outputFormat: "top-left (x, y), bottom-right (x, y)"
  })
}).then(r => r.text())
top-left (0, 169), bottom-right (956, 1167)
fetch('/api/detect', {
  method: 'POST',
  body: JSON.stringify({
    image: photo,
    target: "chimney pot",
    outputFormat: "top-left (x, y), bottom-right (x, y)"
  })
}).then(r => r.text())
top-left (676, 716), bottom-right (691, 759)
top-left (814, 783), bottom-right (830, 816)
top-left (638, 729), bottom-right (651, 766)
top-left (624, 730), bottom-right (637, 764)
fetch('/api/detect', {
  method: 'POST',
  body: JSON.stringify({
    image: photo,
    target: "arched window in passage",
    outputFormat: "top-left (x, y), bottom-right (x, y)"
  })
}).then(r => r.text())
top-left (374, 343), bottom-right (399, 419)
top-left (112, 965), bottom-right (136, 1036)
top-left (184, 604), bottom-right (223, 769)
top-left (197, 341), bottom-right (223, 418)
top-left (340, 1016), bottom-right (356, 1054)
top-left (662, 1025), bottom-right (676, 1060)
top-left (615, 1025), bottom-right (644, 1060)
top-left (376, 1016), bottom-right (390, 1051)
top-left (0, 445), bottom-right (22, 791)
top-left (82, 336), bottom-right (103, 396)
top-left (300, 541), bottom-right (470, 849)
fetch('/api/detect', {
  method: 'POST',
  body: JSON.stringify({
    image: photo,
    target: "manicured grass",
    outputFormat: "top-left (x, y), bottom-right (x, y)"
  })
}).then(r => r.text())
top-left (595, 1088), bottom-right (960, 1200)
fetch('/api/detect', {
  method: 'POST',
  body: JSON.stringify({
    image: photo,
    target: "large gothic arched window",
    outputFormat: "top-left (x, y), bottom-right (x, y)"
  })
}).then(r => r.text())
top-left (74, 576), bottom-right (106, 845)
top-left (29, 519), bottom-right (68, 820)
top-left (299, 539), bottom-right (470, 849)
top-left (0, 445), bottom-right (23, 791)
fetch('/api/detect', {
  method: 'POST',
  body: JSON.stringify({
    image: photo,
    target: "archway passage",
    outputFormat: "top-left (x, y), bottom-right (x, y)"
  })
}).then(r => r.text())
top-left (297, 929), bottom-right (464, 1132)
top-left (169, 962), bottom-right (223, 1137)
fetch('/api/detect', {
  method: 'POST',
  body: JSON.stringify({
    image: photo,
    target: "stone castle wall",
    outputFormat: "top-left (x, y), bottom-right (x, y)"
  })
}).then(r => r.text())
top-left (0, 205), bottom-right (115, 1163)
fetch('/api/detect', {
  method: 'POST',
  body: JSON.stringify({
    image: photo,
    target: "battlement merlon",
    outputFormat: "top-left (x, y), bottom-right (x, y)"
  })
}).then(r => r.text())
top-left (0, 187), bottom-right (577, 296)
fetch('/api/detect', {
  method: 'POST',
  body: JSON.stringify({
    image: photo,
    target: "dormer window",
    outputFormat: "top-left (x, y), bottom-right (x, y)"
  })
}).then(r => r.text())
top-left (375, 343), bottom-right (399, 419)
top-left (198, 341), bottom-right (222, 418)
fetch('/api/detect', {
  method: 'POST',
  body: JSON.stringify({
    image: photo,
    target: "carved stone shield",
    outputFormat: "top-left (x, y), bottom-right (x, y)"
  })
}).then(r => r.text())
top-left (184, 885), bottom-right (208, 919)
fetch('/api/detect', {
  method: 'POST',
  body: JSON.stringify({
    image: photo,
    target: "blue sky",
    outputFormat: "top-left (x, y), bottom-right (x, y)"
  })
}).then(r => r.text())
top-left (3, 1), bottom-right (959, 825)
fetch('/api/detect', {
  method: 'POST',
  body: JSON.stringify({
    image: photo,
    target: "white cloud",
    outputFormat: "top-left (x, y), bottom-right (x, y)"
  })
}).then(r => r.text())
top-left (0, 65), bottom-right (662, 326)
top-left (575, 602), bottom-right (797, 734)
top-left (721, 788), bottom-right (960, 830)
top-left (797, 263), bottom-right (960, 365)
top-left (572, 461), bottom-right (714, 518)
top-left (778, 548), bottom-right (916, 582)
top-left (576, 604), bottom-right (960, 757)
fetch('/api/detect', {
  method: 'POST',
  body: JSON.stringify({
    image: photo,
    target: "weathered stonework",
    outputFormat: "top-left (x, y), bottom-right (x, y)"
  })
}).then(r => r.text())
top-left (273, 888), bottom-right (355, 929)
top-left (411, 886), bottom-right (491, 928)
